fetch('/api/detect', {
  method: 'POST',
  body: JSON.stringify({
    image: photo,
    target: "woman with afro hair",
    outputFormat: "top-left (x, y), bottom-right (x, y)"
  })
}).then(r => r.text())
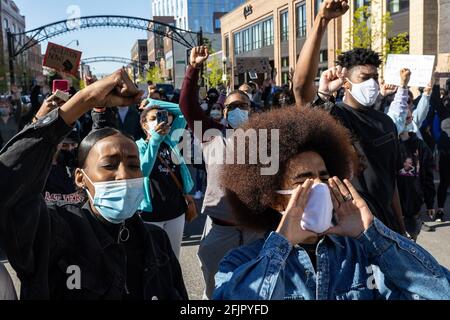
top-left (213, 107), bottom-right (450, 300)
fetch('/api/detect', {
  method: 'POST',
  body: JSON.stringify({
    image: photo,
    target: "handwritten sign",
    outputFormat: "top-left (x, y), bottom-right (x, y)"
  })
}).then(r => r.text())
top-left (236, 57), bottom-right (271, 74)
top-left (43, 42), bottom-right (82, 76)
top-left (384, 54), bottom-right (435, 88)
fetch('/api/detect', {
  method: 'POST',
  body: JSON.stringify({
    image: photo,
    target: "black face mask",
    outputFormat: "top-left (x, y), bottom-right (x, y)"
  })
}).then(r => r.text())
top-left (57, 149), bottom-right (78, 169)
top-left (207, 94), bottom-right (218, 104)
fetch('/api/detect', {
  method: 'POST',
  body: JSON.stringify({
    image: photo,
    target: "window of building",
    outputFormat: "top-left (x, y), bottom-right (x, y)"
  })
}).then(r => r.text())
top-left (388, 0), bottom-right (409, 13)
top-left (282, 71), bottom-right (290, 85)
top-left (263, 18), bottom-right (274, 46)
top-left (314, 0), bottom-right (323, 17)
top-left (280, 10), bottom-right (289, 42)
top-left (243, 28), bottom-right (251, 52)
top-left (215, 18), bottom-right (221, 30)
top-left (354, 0), bottom-right (370, 9)
top-left (296, 2), bottom-right (306, 38)
top-left (225, 36), bottom-right (229, 58)
top-left (234, 32), bottom-right (242, 54)
top-left (317, 67), bottom-right (328, 78)
top-left (281, 57), bottom-right (289, 68)
top-left (319, 50), bottom-right (328, 63)
top-left (252, 23), bottom-right (262, 50)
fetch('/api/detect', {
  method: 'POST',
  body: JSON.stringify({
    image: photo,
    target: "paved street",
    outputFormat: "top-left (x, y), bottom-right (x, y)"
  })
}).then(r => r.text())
top-left (2, 191), bottom-right (450, 300)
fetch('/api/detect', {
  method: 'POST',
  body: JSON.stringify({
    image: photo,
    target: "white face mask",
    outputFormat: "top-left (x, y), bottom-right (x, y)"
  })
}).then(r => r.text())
top-left (276, 183), bottom-right (334, 234)
top-left (347, 78), bottom-right (380, 107)
top-left (227, 108), bottom-right (249, 129)
top-left (201, 103), bottom-right (209, 111)
top-left (147, 119), bottom-right (158, 134)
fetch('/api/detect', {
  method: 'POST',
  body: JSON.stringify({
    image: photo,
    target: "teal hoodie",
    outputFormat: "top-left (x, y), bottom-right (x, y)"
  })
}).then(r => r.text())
top-left (137, 98), bottom-right (194, 213)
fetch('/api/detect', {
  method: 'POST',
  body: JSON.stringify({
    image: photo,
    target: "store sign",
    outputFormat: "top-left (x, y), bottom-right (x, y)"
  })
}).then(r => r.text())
top-left (244, 5), bottom-right (253, 19)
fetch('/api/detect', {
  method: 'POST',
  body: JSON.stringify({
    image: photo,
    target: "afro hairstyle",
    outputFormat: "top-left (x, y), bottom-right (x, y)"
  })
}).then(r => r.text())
top-left (220, 107), bottom-right (358, 232)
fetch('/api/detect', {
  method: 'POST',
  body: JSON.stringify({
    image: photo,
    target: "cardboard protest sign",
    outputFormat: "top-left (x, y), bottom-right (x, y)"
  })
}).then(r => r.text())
top-left (43, 42), bottom-right (82, 76)
top-left (236, 57), bottom-right (271, 74)
top-left (384, 54), bottom-right (435, 88)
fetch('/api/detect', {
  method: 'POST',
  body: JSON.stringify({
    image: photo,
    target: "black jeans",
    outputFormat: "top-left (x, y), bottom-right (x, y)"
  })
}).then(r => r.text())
top-left (404, 214), bottom-right (422, 242)
top-left (438, 152), bottom-right (450, 208)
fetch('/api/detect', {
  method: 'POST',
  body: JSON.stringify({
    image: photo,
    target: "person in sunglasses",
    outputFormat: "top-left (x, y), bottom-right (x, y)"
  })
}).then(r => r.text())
top-left (179, 46), bottom-right (263, 299)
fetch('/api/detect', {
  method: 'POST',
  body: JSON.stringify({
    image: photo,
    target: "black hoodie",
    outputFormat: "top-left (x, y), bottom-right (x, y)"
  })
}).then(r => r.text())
top-left (397, 133), bottom-right (436, 216)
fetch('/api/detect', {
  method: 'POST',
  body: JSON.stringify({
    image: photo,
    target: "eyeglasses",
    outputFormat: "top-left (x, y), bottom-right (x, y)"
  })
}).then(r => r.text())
top-left (225, 102), bottom-right (250, 110)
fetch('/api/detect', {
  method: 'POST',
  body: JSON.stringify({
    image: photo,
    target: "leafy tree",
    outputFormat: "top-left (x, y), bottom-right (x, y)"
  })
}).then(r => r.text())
top-left (146, 66), bottom-right (163, 84)
top-left (344, 1), bottom-right (409, 60)
top-left (205, 56), bottom-right (223, 88)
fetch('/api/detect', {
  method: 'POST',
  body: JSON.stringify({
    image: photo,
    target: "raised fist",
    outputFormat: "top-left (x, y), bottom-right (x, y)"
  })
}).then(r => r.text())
top-left (318, 0), bottom-right (350, 21)
top-left (190, 46), bottom-right (209, 69)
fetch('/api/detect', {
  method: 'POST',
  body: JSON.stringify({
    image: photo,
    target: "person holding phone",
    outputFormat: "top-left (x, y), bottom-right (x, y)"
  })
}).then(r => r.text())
top-left (137, 99), bottom-right (194, 260)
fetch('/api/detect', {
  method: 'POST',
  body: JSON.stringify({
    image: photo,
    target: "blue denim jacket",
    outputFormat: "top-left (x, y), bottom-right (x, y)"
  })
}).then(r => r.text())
top-left (213, 218), bottom-right (450, 300)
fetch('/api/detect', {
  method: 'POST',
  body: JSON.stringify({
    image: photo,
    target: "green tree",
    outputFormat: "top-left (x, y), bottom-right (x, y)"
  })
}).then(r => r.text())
top-left (344, 1), bottom-right (409, 60)
top-left (205, 56), bottom-right (223, 88)
top-left (146, 66), bottom-right (162, 84)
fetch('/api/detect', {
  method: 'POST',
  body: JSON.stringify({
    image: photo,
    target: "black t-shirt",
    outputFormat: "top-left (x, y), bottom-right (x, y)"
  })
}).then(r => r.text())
top-left (330, 103), bottom-right (402, 233)
top-left (44, 164), bottom-right (84, 206)
top-left (141, 143), bottom-right (187, 222)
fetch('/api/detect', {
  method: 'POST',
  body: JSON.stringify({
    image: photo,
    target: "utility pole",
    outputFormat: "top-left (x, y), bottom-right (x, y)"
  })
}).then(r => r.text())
top-left (7, 30), bottom-right (16, 86)
top-left (198, 27), bottom-right (204, 87)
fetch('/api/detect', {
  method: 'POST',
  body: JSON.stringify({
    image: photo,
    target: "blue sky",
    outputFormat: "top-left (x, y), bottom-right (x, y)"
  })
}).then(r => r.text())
top-left (15, 0), bottom-right (151, 75)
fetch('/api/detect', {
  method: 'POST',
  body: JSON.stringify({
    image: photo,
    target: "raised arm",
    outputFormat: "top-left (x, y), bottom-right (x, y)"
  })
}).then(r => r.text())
top-left (0, 69), bottom-right (143, 279)
top-left (179, 46), bottom-right (225, 139)
top-left (413, 83), bottom-right (433, 128)
top-left (387, 69), bottom-right (411, 135)
top-left (293, 0), bottom-right (349, 107)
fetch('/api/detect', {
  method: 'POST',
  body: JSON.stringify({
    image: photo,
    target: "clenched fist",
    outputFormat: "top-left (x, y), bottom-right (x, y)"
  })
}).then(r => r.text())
top-left (318, 0), bottom-right (350, 21)
top-left (190, 46), bottom-right (209, 69)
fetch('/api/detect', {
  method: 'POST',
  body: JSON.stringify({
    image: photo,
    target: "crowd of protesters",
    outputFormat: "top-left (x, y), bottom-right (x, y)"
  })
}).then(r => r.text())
top-left (0, 0), bottom-right (449, 301)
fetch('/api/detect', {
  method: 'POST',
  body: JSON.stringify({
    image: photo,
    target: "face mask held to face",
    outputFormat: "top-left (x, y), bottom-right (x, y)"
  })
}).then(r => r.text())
top-left (276, 183), bottom-right (334, 234)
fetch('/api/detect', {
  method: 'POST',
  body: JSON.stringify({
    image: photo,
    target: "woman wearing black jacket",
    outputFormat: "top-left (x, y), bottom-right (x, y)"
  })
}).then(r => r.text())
top-left (0, 69), bottom-right (188, 300)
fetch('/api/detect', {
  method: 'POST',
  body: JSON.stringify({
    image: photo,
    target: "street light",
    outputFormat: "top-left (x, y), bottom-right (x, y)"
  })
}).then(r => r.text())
top-left (65, 39), bottom-right (79, 47)
top-left (222, 56), bottom-right (228, 82)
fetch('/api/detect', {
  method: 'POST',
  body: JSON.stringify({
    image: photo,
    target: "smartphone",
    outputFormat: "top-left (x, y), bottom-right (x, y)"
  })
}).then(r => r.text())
top-left (54, 90), bottom-right (70, 102)
top-left (53, 80), bottom-right (70, 93)
top-left (156, 110), bottom-right (168, 124)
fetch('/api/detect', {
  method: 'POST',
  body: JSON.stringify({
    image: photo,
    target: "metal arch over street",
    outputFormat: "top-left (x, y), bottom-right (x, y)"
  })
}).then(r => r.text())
top-left (81, 56), bottom-right (145, 68)
top-left (6, 15), bottom-right (203, 84)
top-left (8, 15), bottom-right (201, 58)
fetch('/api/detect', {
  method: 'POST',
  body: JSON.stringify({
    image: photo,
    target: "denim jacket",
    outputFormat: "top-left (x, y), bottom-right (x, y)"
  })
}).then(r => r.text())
top-left (213, 218), bottom-right (450, 300)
